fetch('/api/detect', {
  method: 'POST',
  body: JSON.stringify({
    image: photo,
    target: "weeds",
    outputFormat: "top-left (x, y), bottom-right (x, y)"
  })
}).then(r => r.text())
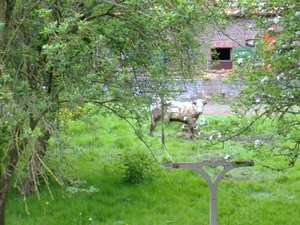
top-left (116, 151), bottom-right (162, 184)
top-left (66, 180), bottom-right (99, 196)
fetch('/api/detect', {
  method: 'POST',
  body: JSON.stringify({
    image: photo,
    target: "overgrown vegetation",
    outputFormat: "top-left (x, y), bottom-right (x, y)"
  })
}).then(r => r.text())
top-left (224, 0), bottom-right (300, 168)
top-left (6, 113), bottom-right (300, 225)
top-left (1, 1), bottom-right (214, 224)
top-left (1, 1), bottom-right (299, 224)
top-left (116, 151), bottom-right (161, 184)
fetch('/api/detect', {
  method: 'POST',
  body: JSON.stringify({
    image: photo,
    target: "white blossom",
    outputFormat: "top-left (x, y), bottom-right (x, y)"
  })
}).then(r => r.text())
top-left (209, 130), bottom-right (215, 140)
top-left (237, 58), bottom-right (244, 64)
top-left (273, 16), bottom-right (281, 24)
top-left (277, 73), bottom-right (284, 80)
top-left (295, 11), bottom-right (300, 17)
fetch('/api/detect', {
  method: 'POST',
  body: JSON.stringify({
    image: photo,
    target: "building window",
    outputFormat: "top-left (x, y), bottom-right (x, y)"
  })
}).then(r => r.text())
top-left (211, 48), bottom-right (231, 60)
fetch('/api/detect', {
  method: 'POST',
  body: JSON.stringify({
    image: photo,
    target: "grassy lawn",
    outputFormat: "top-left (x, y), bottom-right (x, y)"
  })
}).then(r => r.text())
top-left (6, 114), bottom-right (300, 225)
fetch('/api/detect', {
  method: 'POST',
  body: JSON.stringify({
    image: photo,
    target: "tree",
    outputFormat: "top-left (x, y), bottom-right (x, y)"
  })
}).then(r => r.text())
top-left (0, 1), bottom-right (213, 224)
top-left (218, 0), bottom-right (300, 169)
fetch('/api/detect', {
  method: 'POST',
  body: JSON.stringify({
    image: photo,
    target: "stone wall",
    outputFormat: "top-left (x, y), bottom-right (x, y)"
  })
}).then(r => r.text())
top-left (176, 79), bottom-right (244, 100)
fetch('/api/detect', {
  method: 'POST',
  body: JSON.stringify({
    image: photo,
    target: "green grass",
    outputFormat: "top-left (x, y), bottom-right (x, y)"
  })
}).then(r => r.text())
top-left (5, 114), bottom-right (300, 225)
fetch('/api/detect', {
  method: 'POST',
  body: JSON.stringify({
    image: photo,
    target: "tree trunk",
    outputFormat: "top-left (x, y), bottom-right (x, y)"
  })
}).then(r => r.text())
top-left (22, 130), bottom-right (51, 195)
top-left (0, 0), bottom-right (16, 53)
top-left (0, 175), bottom-right (9, 225)
top-left (0, 0), bottom-right (6, 52)
top-left (0, 124), bottom-right (24, 225)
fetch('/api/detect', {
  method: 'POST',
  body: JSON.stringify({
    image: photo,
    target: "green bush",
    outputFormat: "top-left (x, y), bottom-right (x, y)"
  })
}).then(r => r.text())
top-left (116, 151), bottom-right (161, 184)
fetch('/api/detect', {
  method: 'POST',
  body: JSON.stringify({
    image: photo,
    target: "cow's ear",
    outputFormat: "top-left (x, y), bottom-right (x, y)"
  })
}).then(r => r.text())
top-left (203, 101), bottom-right (207, 106)
top-left (192, 100), bottom-right (197, 105)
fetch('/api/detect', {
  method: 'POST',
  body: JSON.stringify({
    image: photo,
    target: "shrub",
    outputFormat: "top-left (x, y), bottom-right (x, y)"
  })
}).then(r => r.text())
top-left (116, 151), bottom-right (161, 184)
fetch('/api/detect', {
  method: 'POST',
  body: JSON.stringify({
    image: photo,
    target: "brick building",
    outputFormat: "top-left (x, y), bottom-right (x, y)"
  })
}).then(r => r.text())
top-left (200, 17), bottom-right (264, 70)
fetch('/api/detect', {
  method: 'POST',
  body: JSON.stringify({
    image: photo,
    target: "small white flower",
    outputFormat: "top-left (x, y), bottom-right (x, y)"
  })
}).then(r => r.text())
top-left (295, 11), bottom-right (300, 17)
top-left (89, 218), bottom-right (92, 221)
top-left (209, 131), bottom-right (215, 140)
top-left (256, 98), bottom-right (260, 103)
top-left (224, 154), bottom-right (231, 160)
top-left (79, 212), bottom-right (82, 216)
top-left (217, 133), bottom-right (222, 139)
top-left (254, 139), bottom-right (263, 146)
top-left (260, 76), bottom-right (268, 83)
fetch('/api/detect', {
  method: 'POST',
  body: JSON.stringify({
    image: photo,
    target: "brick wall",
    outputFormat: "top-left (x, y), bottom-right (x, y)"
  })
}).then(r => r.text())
top-left (211, 17), bottom-right (262, 47)
top-left (199, 17), bottom-right (264, 70)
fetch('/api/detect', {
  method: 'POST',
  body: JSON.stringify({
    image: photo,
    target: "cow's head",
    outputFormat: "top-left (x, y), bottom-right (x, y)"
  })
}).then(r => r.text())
top-left (192, 99), bottom-right (207, 115)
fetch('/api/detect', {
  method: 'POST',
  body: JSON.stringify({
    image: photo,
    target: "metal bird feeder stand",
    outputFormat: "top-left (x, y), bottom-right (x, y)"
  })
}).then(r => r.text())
top-left (167, 159), bottom-right (254, 225)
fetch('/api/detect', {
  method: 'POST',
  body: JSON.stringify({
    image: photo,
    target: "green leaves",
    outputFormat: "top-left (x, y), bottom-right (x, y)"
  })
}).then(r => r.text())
top-left (116, 151), bottom-right (161, 184)
top-left (227, 0), bottom-right (300, 169)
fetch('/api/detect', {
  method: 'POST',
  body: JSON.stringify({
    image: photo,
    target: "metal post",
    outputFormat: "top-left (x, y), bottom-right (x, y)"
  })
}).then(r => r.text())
top-left (168, 159), bottom-right (254, 225)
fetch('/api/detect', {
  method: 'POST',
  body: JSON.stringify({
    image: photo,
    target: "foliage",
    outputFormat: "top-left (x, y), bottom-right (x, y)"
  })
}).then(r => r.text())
top-left (0, 1), bottom-right (216, 224)
top-left (116, 150), bottom-right (162, 184)
top-left (216, 0), bottom-right (300, 169)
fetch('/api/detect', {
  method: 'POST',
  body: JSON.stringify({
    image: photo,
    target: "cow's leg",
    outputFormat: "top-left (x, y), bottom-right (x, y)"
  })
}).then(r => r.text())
top-left (185, 120), bottom-right (193, 139)
top-left (187, 119), bottom-right (199, 139)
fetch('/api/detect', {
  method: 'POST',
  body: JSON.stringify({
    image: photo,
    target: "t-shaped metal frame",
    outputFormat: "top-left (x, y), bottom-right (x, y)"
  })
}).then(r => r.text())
top-left (166, 159), bottom-right (254, 225)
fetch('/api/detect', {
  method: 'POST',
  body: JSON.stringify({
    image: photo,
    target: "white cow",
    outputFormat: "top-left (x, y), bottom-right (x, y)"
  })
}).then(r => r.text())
top-left (150, 99), bottom-right (207, 138)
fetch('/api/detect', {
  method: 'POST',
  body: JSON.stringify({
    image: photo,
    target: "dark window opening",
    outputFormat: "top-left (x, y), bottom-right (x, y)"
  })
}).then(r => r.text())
top-left (211, 48), bottom-right (231, 60)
